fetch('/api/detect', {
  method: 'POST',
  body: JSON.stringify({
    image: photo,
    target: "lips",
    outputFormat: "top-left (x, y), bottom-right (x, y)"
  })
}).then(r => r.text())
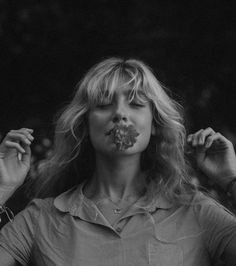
top-left (105, 124), bottom-right (139, 150)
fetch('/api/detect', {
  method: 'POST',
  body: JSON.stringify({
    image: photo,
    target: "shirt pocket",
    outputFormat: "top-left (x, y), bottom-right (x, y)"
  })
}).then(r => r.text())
top-left (148, 239), bottom-right (183, 266)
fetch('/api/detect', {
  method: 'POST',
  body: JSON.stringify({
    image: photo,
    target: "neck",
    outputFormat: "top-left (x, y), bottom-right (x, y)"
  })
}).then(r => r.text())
top-left (83, 153), bottom-right (146, 201)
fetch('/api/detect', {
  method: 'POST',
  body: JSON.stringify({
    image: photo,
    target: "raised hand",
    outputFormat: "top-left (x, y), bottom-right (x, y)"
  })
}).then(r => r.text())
top-left (187, 127), bottom-right (236, 190)
top-left (0, 128), bottom-right (34, 189)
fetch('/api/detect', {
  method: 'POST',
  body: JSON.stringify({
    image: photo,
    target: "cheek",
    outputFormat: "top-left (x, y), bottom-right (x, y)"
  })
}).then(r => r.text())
top-left (88, 112), bottom-right (103, 130)
top-left (139, 112), bottom-right (153, 132)
top-left (88, 112), bottom-right (109, 143)
top-left (137, 116), bottom-right (153, 146)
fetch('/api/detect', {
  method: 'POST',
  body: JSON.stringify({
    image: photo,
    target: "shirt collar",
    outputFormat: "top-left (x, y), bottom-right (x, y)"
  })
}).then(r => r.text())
top-left (54, 182), bottom-right (89, 217)
top-left (53, 180), bottom-right (173, 217)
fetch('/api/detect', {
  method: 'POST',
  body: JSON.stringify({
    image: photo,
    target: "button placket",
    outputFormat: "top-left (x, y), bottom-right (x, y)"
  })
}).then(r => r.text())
top-left (113, 218), bottom-right (126, 234)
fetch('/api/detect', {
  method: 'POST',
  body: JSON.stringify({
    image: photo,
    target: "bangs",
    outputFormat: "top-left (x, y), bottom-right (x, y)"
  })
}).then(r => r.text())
top-left (86, 63), bottom-right (151, 107)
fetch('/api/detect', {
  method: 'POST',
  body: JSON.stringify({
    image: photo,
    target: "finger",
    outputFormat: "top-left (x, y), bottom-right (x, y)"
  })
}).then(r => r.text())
top-left (194, 144), bottom-right (208, 165)
top-left (7, 131), bottom-right (32, 145)
top-left (205, 132), bottom-right (229, 149)
top-left (197, 127), bottom-right (215, 146)
top-left (21, 145), bottom-right (31, 166)
top-left (11, 128), bottom-right (33, 133)
top-left (187, 134), bottom-right (193, 143)
top-left (10, 129), bottom-right (34, 141)
top-left (191, 129), bottom-right (204, 146)
top-left (18, 128), bottom-right (34, 138)
top-left (190, 128), bottom-right (216, 147)
top-left (21, 128), bottom-right (33, 133)
top-left (5, 140), bottom-right (26, 153)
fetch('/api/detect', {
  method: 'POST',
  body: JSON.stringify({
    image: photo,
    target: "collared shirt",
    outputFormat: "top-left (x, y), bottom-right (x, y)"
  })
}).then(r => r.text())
top-left (0, 181), bottom-right (236, 266)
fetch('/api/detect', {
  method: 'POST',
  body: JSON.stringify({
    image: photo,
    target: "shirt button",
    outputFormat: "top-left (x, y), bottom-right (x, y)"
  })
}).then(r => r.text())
top-left (114, 208), bottom-right (122, 214)
top-left (116, 227), bottom-right (122, 233)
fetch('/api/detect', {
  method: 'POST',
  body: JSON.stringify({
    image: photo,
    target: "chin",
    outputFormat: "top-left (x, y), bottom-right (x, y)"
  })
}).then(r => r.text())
top-left (108, 145), bottom-right (145, 156)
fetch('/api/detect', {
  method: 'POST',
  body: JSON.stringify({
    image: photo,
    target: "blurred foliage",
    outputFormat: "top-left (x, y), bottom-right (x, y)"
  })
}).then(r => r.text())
top-left (0, 0), bottom-right (235, 216)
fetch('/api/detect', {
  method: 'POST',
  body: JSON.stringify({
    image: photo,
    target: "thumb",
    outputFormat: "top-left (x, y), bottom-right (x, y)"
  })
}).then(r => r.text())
top-left (195, 146), bottom-right (207, 165)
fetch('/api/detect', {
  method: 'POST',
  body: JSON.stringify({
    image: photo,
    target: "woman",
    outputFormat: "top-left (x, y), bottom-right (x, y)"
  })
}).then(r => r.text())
top-left (0, 58), bottom-right (236, 265)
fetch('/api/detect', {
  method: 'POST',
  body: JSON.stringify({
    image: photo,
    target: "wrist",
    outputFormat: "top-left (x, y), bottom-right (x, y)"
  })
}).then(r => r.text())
top-left (0, 185), bottom-right (17, 204)
top-left (224, 177), bottom-right (236, 198)
top-left (217, 175), bottom-right (236, 191)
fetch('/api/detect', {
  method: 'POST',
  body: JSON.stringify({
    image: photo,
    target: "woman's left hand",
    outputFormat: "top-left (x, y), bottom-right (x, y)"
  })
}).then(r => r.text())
top-left (187, 127), bottom-right (236, 189)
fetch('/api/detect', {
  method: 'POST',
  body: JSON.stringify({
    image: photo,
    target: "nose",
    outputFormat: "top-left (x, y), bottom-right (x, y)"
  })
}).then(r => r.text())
top-left (112, 113), bottom-right (128, 123)
top-left (112, 103), bottom-right (128, 123)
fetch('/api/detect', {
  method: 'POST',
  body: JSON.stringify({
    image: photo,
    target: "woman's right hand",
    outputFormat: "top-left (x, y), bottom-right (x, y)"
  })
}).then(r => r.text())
top-left (0, 128), bottom-right (34, 189)
top-left (187, 128), bottom-right (236, 189)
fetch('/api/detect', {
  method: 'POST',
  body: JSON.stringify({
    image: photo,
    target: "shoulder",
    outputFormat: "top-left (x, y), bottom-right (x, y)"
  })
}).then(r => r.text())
top-left (190, 191), bottom-right (230, 212)
top-left (28, 197), bottom-right (56, 213)
top-left (172, 191), bottom-right (235, 225)
top-left (29, 197), bottom-right (54, 209)
top-left (12, 197), bottom-right (57, 223)
top-left (190, 191), bottom-right (236, 228)
top-left (24, 185), bottom-right (81, 218)
top-left (191, 191), bottom-right (233, 212)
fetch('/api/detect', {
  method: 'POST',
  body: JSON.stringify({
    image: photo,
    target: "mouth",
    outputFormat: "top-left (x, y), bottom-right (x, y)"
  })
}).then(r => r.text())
top-left (105, 124), bottom-right (139, 151)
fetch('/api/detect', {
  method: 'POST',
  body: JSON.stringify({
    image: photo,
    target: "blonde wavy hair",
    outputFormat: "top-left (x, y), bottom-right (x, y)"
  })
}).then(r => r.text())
top-left (32, 57), bottom-right (197, 203)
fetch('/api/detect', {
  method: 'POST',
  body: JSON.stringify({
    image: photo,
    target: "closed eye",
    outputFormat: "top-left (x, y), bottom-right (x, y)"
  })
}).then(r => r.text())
top-left (129, 101), bottom-right (146, 107)
top-left (96, 103), bottom-right (112, 109)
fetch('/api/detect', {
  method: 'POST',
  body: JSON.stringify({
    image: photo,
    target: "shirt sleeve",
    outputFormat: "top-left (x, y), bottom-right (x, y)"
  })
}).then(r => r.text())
top-left (0, 199), bottom-right (42, 266)
top-left (193, 193), bottom-right (236, 261)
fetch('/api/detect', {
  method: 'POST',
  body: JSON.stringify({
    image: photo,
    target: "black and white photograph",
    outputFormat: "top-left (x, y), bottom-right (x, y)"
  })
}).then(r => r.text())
top-left (0, 1), bottom-right (236, 265)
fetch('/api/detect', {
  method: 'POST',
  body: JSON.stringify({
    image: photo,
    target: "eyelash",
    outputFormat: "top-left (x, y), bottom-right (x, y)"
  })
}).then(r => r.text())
top-left (96, 103), bottom-right (112, 108)
top-left (129, 101), bottom-right (145, 107)
top-left (96, 101), bottom-right (145, 108)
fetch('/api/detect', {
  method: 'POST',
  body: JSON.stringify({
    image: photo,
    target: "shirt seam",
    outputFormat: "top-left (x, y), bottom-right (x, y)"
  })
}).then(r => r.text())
top-left (192, 200), bottom-right (211, 257)
top-left (31, 199), bottom-right (53, 251)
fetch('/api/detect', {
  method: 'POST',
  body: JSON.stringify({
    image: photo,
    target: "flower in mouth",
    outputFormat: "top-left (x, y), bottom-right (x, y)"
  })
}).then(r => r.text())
top-left (106, 124), bottom-right (139, 150)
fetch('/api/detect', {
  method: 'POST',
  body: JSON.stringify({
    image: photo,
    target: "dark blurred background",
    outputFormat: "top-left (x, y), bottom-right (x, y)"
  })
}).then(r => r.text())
top-left (0, 0), bottom-right (235, 208)
top-left (1, 0), bottom-right (236, 140)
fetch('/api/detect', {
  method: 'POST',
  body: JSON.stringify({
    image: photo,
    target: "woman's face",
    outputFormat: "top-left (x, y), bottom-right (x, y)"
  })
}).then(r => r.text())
top-left (88, 85), bottom-right (154, 157)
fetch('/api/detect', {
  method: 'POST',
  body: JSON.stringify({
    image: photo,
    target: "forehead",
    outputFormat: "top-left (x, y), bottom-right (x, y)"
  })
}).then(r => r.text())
top-left (99, 72), bottom-right (147, 97)
top-left (102, 85), bottom-right (146, 98)
top-left (85, 62), bottom-right (153, 106)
